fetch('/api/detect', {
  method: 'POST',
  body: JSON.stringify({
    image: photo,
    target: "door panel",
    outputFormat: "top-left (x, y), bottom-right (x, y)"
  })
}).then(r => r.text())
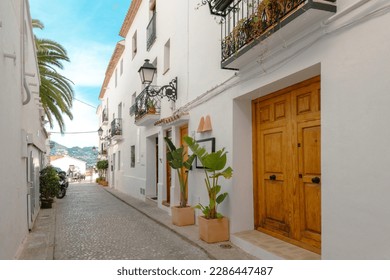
top-left (261, 129), bottom-right (289, 234)
top-left (256, 95), bottom-right (291, 236)
top-left (180, 125), bottom-right (189, 203)
top-left (298, 120), bottom-right (321, 248)
top-left (165, 129), bottom-right (172, 205)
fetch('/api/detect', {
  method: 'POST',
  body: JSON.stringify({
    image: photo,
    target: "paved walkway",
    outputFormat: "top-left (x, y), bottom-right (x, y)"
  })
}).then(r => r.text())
top-left (18, 183), bottom-right (256, 260)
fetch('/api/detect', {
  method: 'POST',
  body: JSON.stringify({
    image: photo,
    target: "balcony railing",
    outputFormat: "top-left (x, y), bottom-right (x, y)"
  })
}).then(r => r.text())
top-left (146, 12), bottom-right (157, 51)
top-left (220, 0), bottom-right (336, 67)
top-left (110, 118), bottom-right (123, 137)
top-left (130, 87), bottom-right (161, 125)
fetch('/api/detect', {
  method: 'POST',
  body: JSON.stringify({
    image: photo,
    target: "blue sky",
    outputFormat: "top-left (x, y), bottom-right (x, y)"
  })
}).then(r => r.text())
top-left (30, 0), bottom-right (131, 148)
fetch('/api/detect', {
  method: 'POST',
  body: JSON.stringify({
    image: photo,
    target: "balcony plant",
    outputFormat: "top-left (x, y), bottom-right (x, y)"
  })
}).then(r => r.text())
top-left (39, 165), bottom-right (60, 208)
top-left (147, 98), bottom-right (157, 114)
top-left (165, 137), bottom-right (196, 226)
top-left (183, 136), bottom-right (233, 243)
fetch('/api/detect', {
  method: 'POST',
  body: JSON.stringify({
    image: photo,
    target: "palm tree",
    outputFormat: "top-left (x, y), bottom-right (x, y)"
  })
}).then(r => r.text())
top-left (32, 19), bottom-right (74, 133)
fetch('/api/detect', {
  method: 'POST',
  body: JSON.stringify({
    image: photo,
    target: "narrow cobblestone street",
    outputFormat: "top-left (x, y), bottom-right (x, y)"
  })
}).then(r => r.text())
top-left (53, 183), bottom-right (210, 260)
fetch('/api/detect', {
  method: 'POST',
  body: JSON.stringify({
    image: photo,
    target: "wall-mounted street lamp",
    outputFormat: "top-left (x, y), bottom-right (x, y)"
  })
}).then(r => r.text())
top-left (201, 0), bottom-right (235, 17)
top-left (98, 127), bottom-right (103, 139)
top-left (138, 59), bottom-right (177, 102)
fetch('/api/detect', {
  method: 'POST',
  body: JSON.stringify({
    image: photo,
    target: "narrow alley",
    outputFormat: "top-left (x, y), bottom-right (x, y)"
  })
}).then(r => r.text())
top-left (55, 183), bottom-right (211, 259)
top-left (21, 183), bottom-right (210, 260)
top-left (18, 183), bottom-right (255, 260)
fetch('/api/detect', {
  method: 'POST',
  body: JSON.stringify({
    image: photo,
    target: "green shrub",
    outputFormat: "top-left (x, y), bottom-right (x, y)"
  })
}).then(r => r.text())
top-left (96, 160), bottom-right (108, 179)
top-left (40, 166), bottom-right (60, 200)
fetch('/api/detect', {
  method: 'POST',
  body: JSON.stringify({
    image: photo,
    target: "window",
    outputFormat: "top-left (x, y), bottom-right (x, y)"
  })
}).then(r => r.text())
top-left (164, 39), bottom-right (170, 74)
top-left (115, 69), bottom-right (118, 87)
top-left (118, 102), bottom-right (122, 119)
top-left (118, 151), bottom-right (121, 170)
top-left (130, 146), bottom-right (135, 168)
top-left (147, 2), bottom-right (156, 51)
top-left (132, 31), bottom-right (137, 59)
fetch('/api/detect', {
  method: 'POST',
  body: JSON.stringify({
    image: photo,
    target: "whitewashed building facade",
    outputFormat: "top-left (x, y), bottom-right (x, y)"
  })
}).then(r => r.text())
top-left (98, 0), bottom-right (390, 259)
top-left (0, 0), bottom-right (47, 259)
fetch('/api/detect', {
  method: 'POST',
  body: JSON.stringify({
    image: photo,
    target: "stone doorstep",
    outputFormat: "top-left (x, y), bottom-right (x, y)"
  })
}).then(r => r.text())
top-left (231, 230), bottom-right (321, 260)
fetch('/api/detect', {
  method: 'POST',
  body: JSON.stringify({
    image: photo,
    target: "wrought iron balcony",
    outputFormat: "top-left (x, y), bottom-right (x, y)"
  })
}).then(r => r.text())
top-left (219, 0), bottom-right (336, 69)
top-left (129, 87), bottom-right (161, 126)
top-left (146, 11), bottom-right (157, 51)
top-left (110, 118), bottom-right (123, 137)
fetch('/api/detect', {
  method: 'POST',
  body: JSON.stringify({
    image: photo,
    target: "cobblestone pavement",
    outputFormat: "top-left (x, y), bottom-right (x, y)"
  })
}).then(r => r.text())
top-left (54, 183), bottom-right (211, 260)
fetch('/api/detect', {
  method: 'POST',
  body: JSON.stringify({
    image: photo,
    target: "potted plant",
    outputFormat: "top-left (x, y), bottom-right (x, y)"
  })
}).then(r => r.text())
top-left (39, 166), bottom-right (60, 209)
top-left (96, 159), bottom-right (109, 186)
top-left (147, 98), bottom-right (157, 114)
top-left (165, 137), bottom-right (196, 226)
top-left (183, 136), bottom-right (233, 243)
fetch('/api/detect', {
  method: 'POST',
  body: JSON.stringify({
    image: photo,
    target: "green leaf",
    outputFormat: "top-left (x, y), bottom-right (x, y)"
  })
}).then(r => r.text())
top-left (202, 149), bottom-right (227, 171)
top-left (216, 192), bottom-right (228, 204)
top-left (183, 136), bottom-right (208, 166)
top-left (164, 137), bottom-right (177, 152)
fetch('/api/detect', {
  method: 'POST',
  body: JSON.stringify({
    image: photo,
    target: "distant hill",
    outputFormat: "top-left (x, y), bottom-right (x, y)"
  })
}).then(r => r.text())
top-left (50, 141), bottom-right (98, 168)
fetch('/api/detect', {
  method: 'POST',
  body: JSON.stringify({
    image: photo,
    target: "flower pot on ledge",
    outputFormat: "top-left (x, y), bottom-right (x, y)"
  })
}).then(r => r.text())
top-left (171, 206), bottom-right (195, 226)
top-left (198, 216), bottom-right (229, 243)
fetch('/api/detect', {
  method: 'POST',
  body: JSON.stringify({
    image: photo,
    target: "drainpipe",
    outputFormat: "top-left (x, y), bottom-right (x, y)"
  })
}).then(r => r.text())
top-left (323, 0), bottom-right (371, 25)
top-left (20, 0), bottom-right (30, 105)
top-left (23, 77), bottom-right (31, 105)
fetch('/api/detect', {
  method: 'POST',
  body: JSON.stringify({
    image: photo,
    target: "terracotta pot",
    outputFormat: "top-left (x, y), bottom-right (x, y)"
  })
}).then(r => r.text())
top-left (198, 216), bottom-right (229, 243)
top-left (171, 206), bottom-right (195, 226)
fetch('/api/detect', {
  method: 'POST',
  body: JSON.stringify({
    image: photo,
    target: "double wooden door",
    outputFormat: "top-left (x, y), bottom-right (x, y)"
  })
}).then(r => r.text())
top-left (252, 76), bottom-right (321, 253)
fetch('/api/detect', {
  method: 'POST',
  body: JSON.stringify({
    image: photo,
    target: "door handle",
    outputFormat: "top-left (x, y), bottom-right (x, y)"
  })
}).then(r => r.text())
top-left (311, 177), bottom-right (320, 184)
top-left (269, 175), bottom-right (276, 180)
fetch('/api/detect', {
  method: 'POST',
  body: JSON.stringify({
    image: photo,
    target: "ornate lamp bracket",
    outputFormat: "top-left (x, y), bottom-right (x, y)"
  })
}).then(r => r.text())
top-left (146, 77), bottom-right (177, 102)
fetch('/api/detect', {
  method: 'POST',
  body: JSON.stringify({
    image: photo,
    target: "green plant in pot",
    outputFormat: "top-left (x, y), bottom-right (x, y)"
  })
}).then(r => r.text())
top-left (165, 137), bottom-right (196, 226)
top-left (39, 166), bottom-right (60, 208)
top-left (183, 136), bottom-right (233, 243)
top-left (96, 159), bottom-right (109, 185)
top-left (147, 98), bottom-right (157, 114)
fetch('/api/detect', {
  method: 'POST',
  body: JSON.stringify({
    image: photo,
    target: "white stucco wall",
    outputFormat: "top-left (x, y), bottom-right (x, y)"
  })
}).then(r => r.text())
top-left (189, 1), bottom-right (390, 259)
top-left (99, 0), bottom-right (390, 259)
top-left (0, 0), bottom-right (45, 259)
top-left (51, 156), bottom-right (87, 175)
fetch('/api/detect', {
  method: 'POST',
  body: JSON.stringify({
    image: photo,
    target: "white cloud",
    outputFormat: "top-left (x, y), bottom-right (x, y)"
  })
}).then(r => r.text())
top-left (48, 100), bottom-right (98, 148)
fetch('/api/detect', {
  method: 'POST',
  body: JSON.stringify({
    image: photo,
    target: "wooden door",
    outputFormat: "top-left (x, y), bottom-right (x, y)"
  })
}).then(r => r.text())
top-left (254, 94), bottom-right (292, 237)
top-left (292, 80), bottom-right (321, 250)
top-left (180, 125), bottom-right (189, 203)
top-left (253, 76), bottom-right (321, 253)
top-left (165, 129), bottom-right (172, 205)
top-left (155, 137), bottom-right (159, 197)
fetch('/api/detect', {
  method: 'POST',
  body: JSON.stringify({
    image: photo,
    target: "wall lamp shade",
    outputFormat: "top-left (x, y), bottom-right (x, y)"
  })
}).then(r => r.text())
top-left (138, 59), bottom-right (156, 85)
top-left (197, 115), bottom-right (212, 133)
top-left (98, 127), bottom-right (103, 137)
top-left (197, 117), bottom-right (205, 133)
